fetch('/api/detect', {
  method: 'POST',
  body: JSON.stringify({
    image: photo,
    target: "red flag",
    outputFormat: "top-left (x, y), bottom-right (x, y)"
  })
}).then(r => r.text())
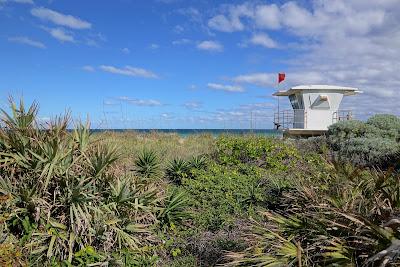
top-left (278, 73), bottom-right (285, 83)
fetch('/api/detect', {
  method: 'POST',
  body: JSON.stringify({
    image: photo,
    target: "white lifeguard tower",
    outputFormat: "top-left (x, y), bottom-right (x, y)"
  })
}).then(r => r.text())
top-left (273, 85), bottom-right (362, 137)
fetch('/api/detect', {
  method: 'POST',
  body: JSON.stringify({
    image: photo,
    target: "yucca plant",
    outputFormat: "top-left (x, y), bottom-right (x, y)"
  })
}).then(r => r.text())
top-left (134, 149), bottom-right (161, 179)
top-left (165, 158), bottom-right (190, 184)
top-left (188, 155), bottom-right (207, 170)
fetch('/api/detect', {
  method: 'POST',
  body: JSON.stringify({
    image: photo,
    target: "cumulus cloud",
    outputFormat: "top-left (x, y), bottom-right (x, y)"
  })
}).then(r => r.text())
top-left (208, 3), bottom-right (252, 32)
top-left (31, 7), bottom-right (91, 29)
top-left (8, 36), bottom-right (45, 48)
top-left (207, 83), bottom-right (244, 92)
top-left (249, 33), bottom-right (277, 48)
top-left (44, 27), bottom-right (74, 42)
top-left (99, 65), bottom-right (158, 79)
top-left (216, 0), bottom-right (400, 116)
top-left (197, 40), bottom-right (223, 52)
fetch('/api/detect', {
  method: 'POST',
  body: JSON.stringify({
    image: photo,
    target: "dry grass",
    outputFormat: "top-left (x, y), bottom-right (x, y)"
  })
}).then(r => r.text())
top-left (93, 131), bottom-right (215, 169)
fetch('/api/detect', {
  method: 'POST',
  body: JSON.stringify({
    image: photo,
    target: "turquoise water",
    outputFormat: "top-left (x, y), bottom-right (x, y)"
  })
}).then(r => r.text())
top-left (91, 129), bottom-right (281, 137)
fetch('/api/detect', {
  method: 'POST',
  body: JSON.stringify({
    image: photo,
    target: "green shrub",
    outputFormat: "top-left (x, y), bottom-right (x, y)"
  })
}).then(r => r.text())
top-left (327, 114), bottom-right (400, 167)
top-left (215, 135), bottom-right (299, 171)
top-left (181, 163), bottom-right (265, 231)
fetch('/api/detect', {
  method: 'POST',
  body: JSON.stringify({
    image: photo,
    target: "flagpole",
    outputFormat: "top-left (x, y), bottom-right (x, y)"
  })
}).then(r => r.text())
top-left (277, 74), bottom-right (280, 128)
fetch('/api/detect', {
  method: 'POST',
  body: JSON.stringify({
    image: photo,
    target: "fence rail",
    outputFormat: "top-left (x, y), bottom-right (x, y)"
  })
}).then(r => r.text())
top-left (333, 110), bottom-right (353, 123)
top-left (274, 109), bottom-right (354, 130)
top-left (274, 109), bottom-right (306, 130)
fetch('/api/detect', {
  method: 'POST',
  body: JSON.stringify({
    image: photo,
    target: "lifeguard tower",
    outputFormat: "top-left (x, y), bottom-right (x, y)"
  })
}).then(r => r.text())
top-left (273, 85), bottom-right (362, 137)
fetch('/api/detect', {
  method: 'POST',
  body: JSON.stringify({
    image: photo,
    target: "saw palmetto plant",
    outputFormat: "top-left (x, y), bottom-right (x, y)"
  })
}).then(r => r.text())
top-left (225, 162), bottom-right (400, 266)
top-left (0, 99), bottom-right (167, 265)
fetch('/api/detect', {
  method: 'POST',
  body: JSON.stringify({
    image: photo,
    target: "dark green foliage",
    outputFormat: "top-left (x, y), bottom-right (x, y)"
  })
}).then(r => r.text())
top-left (134, 149), bottom-right (161, 179)
top-left (327, 114), bottom-right (400, 167)
top-left (182, 163), bottom-right (265, 231)
top-left (215, 135), bottom-right (299, 171)
top-left (165, 158), bottom-right (190, 184)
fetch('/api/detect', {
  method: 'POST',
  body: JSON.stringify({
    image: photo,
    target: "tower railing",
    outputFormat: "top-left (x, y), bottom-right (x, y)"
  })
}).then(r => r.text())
top-left (332, 110), bottom-right (353, 123)
top-left (274, 109), bottom-right (306, 130)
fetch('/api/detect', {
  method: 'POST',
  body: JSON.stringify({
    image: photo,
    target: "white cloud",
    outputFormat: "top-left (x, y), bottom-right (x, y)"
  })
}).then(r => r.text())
top-left (1, 0), bottom-right (34, 4)
top-left (99, 65), bottom-right (158, 79)
top-left (149, 43), bottom-right (159, 49)
top-left (254, 4), bottom-right (280, 29)
top-left (183, 101), bottom-right (202, 109)
top-left (174, 25), bottom-right (184, 33)
top-left (177, 7), bottom-right (202, 23)
top-left (82, 65), bottom-right (95, 72)
top-left (14, 0), bottom-right (33, 3)
top-left (121, 47), bottom-right (130, 54)
top-left (207, 83), bottom-right (244, 92)
top-left (208, 14), bottom-right (244, 32)
top-left (45, 27), bottom-right (74, 42)
top-left (116, 96), bottom-right (162, 107)
top-left (212, 1), bottom-right (400, 116)
top-left (233, 73), bottom-right (276, 87)
top-left (172, 38), bottom-right (191, 45)
top-left (31, 7), bottom-right (91, 29)
top-left (8, 36), bottom-right (45, 48)
top-left (197, 40), bottom-right (223, 52)
top-left (208, 3), bottom-right (253, 32)
top-left (249, 33), bottom-right (277, 48)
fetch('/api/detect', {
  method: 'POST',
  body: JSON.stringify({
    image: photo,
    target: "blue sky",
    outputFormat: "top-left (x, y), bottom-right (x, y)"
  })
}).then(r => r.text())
top-left (1, 0), bottom-right (399, 129)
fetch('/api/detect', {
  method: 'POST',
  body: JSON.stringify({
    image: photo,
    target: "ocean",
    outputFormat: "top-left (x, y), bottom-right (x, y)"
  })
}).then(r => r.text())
top-left (91, 129), bottom-right (281, 137)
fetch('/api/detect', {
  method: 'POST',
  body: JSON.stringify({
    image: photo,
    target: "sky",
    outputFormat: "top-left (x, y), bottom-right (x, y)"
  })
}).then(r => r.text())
top-left (1, 0), bottom-right (399, 129)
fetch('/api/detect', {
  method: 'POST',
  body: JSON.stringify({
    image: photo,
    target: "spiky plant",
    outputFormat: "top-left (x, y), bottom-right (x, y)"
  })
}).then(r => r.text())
top-left (225, 162), bottom-right (400, 266)
top-left (188, 155), bottom-right (207, 170)
top-left (157, 188), bottom-right (190, 228)
top-left (165, 158), bottom-right (190, 184)
top-left (0, 99), bottom-right (164, 265)
top-left (134, 149), bottom-right (161, 179)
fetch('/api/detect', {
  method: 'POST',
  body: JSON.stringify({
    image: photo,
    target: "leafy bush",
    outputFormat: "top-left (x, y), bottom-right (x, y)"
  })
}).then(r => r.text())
top-left (181, 163), bottom-right (265, 231)
top-left (215, 135), bottom-right (299, 171)
top-left (327, 114), bottom-right (400, 167)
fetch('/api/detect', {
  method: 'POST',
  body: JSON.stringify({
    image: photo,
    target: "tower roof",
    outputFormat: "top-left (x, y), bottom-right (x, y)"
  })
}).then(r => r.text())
top-left (273, 84), bottom-right (362, 96)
